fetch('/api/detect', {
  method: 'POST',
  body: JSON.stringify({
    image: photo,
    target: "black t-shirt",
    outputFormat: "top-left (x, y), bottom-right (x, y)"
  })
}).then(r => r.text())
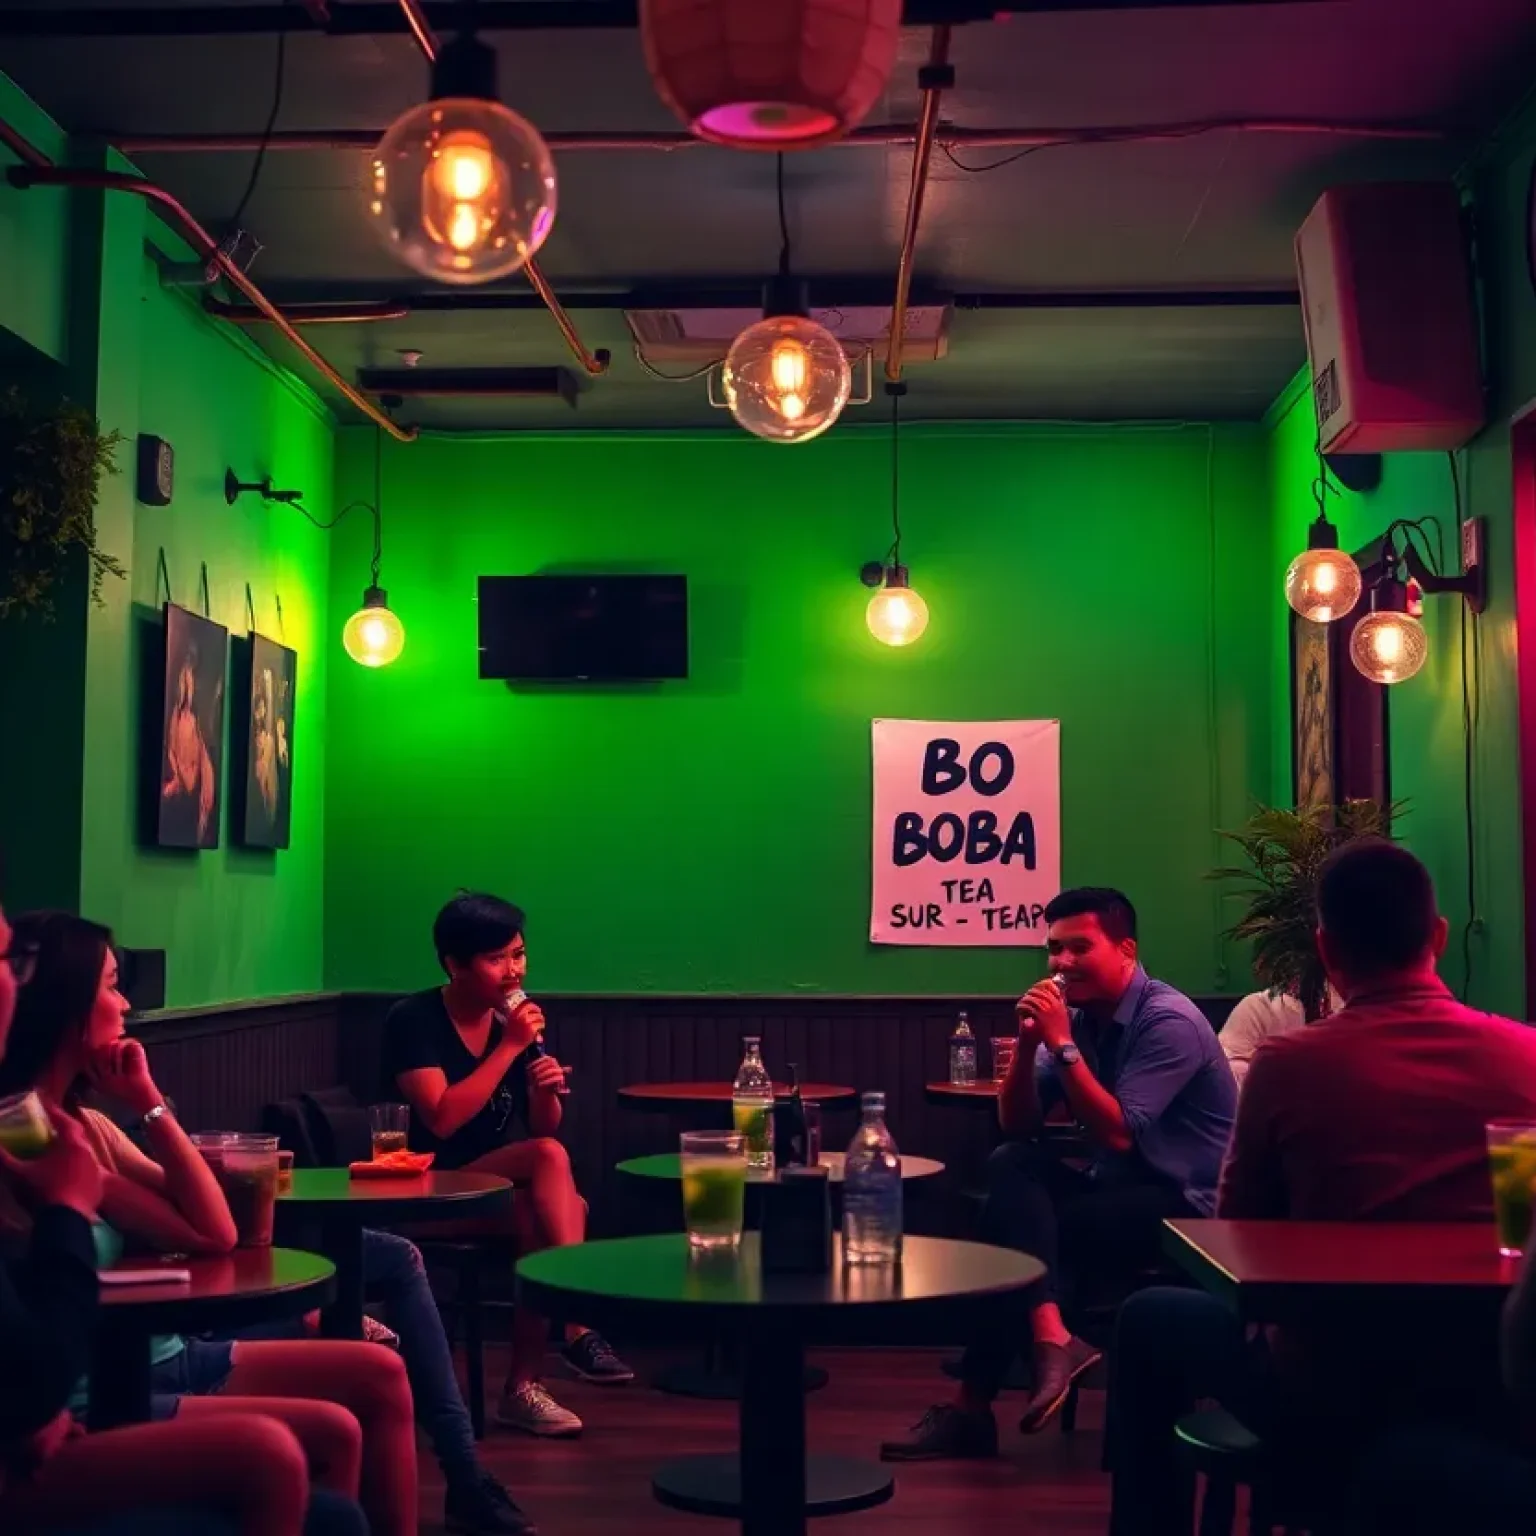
top-left (380, 987), bottom-right (531, 1169)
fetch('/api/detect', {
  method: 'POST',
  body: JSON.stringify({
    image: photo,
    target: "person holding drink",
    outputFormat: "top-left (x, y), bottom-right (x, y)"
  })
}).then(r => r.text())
top-left (1106, 841), bottom-right (1536, 1536)
top-left (382, 892), bottom-right (632, 1439)
top-left (0, 911), bottom-right (420, 1536)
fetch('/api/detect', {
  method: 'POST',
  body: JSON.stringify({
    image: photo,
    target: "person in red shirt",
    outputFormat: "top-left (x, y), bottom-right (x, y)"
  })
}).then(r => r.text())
top-left (1105, 838), bottom-right (1536, 1536)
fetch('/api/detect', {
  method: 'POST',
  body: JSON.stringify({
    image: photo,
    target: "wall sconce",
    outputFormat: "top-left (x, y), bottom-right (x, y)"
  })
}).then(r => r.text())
top-left (1350, 520), bottom-right (1485, 685)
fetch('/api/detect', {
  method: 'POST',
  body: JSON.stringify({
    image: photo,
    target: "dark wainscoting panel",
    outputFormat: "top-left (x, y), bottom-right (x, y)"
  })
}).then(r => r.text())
top-left (134, 991), bottom-right (1240, 1236)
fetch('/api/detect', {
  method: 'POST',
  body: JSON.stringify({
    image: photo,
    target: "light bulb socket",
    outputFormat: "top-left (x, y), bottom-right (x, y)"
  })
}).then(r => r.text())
top-left (1368, 573), bottom-right (1409, 615)
top-left (361, 584), bottom-right (390, 611)
top-left (883, 564), bottom-right (912, 590)
top-left (761, 274), bottom-right (809, 321)
top-left (1306, 513), bottom-right (1340, 551)
top-left (432, 29), bottom-right (497, 102)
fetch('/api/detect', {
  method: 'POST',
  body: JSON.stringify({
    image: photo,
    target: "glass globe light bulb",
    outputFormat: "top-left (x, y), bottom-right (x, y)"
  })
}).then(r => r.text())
top-left (1285, 547), bottom-right (1362, 624)
top-left (343, 588), bottom-right (406, 668)
top-left (1349, 610), bottom-right (1427, 685)
top-left (370, 99), bottom-right (556, 285)
top-left (866, 572), bottom-right (929, 647)
top-left (722, 315), bottom-right (851, 443)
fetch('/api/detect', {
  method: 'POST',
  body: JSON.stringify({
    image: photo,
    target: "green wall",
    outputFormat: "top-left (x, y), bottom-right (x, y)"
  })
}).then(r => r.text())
top-left (1263, 95), bottom-right (1536, 1019)
top-left (323, 424), bottom-right (1272, 997)
top-left (0, 73), bottom-right (336, 1007)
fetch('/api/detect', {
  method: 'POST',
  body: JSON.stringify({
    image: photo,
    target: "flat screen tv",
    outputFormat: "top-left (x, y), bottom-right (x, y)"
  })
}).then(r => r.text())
top-left (477, 575), bottom-right (689, 681)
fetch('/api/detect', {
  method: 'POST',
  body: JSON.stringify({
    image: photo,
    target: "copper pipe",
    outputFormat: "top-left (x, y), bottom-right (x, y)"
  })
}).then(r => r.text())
top-left (112, 117), bottom-right (1443, 156)
top-left (4, 162), bottom-right (415, 442)
top-left (0, 117), bottom-right (49, 168)
top-left (205, 297), bottom-right (411, 324)
top-left (394, 0), bottom-right (438, 58)
top-left (886, 27), bottom-right (952, 384)
top-left (523, 259), bottom-right (610, 375)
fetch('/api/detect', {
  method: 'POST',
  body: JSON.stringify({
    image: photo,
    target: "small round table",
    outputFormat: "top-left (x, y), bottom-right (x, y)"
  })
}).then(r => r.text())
top-left (923, 1080), bottom-right (1003, 1105)
top-left (517, 1232), bottom-right (1042, 1536)
top-left (92, 1248), bottom-right (336, 1431)
top-left (617, 1151), bottom-right (946, 1184)
top-left (618, 1081), bottom-right (858, 1111)
top-left (278, 1168), bottom-right (512, 1338)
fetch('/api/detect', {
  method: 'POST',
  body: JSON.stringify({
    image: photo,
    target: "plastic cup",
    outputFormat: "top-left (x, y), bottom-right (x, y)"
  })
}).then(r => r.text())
top-left (0, 1091), bottom-right (54, 1158)
top-left (1488, 1121), bottom-right (1536, 1257)
top-left (276, 1148), bottom-right (294, 1195)
top-left (680, 1131), bottom-right (747, 1252)
top-left (369, 1103), bottom-right (410, 1160)
top-left (991, 1036), bottom-right (1019, 1082)
top-left (219, 1133), bottom-right (279, 1247)
top-left (190, 1131), bottom-right (232, 1172)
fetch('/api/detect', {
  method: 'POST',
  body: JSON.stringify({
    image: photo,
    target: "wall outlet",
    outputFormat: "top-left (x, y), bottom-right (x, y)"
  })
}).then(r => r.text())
top-left (1462, 516), bottom-right (1485, 573)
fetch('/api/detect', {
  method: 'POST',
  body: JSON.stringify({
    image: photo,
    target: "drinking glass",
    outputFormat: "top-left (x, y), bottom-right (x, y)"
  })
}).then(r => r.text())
top-left (369, 1103), bottom-right (411, 1159)
top-left (276, 1148), bottom-right (295, 1195)
top-left (189, 1130), bottom-right (233, 1171)
top-left (679, 1131), bottom-right (747, 1252)
top-left (220, 1133), bottom-right (280, 1247)
top-left (991, 1036), bottom-right (1019, 1082)
top-left (803, 1101), bottom-right (823, 1167)
top-left (0, 1090), bottom-right (54, 1158)
top-left (1488, 1121), bottom-right (1536, 1257)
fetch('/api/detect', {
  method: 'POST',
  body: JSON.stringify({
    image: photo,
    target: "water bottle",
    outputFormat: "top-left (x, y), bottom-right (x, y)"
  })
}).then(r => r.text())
top-left (949, 1010), bottom-right (977, 1086)
top-left (842, 1091), bottom-right (902, 1264)
top-left (732, 1036), bottom-right (775, 1172)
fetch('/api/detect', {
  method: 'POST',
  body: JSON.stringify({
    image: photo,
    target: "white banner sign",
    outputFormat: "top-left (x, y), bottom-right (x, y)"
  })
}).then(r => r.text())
top-left (870, 718), bottom-right (1061, 947)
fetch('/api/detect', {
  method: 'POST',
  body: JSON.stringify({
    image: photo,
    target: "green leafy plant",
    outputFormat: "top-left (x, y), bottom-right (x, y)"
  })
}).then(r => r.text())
top-left (1210, 800), bottom-right (1402, 1020)
top-left (0, 387), bottom-right (125, 619)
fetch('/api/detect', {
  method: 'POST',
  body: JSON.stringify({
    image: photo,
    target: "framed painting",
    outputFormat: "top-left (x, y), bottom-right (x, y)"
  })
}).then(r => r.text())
top-left (233, 632), bottom-right (296, 849)
top-left (157, 603), bottom-right (227, 848)
top-left (1291, 613), bottom-right (1335, 807)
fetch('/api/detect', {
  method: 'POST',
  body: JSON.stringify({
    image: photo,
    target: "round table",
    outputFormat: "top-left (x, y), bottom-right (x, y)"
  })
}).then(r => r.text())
top-left (92, 1248), bottom-right (336, 1431)
top-left (618, 1081), bottom-right (858, 1110)
top-left (517, 1232), bottom-right (1042, 1536)
top-left (923, 1080), bottom-right (1003, 1104)
top-left (617, 1151), bottom-right (946, 1184)
top-left (278, 1168), bottom-right (511, 1337)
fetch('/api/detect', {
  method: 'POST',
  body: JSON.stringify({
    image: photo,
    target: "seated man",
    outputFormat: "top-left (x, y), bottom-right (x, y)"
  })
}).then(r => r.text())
top-left (883, 886), bottom-right (1236, 1460)
top-left (1107, 839), bottom-right (1536, 1535)
top-left (383, 892), bottom-right (631, 1440)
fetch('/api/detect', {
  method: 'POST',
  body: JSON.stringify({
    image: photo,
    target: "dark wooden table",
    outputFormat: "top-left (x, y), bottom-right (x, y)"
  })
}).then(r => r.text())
top-left (517, 1232), bottom-right (1042, 1536)
top-left (1163, 1218), bottom-right (1519, 1323)
top-left (619, 1081), bottom-right (858, 1109)
top-left (923, 1080), bottom-right (1003, 1104)
top-left (278, 1168), bottom-right (511, 1337)
top-left (92, 1248), bottom-right (336, 1430)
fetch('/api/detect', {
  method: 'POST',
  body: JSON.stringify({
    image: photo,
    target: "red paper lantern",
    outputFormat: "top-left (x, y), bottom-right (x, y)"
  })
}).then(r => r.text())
top-left (640, 0), bottom-right (904, 150)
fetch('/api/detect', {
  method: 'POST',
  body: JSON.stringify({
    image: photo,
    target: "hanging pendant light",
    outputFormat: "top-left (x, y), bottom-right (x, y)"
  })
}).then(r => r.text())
top-left (1284, 458), bottom-right (1361, 624)
top-left (640, 0), bottom-right (903, 149)
top-left (1350, 548), bottom-right (1426, 686)
top-left (862, 382), bottom-right (929, 647)
top-left (370, 19), bottom-right (556, 284)
top-left (341, 429), bottom-right (406, 668)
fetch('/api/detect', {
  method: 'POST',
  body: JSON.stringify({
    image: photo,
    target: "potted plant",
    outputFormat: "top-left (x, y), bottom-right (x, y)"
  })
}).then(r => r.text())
top-left (1210, 799), bottom-right (1402, 1021)
top-left (0, 386), bottom-right (124, 619)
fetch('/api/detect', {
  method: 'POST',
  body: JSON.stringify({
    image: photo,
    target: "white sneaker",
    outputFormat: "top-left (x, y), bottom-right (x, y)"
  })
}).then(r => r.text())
top-left (494, 1381), bottom-right (583, 1438)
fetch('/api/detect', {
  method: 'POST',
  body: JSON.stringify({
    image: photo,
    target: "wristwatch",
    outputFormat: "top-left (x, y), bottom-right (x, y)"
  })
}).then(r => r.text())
top-left (1051, 1042), bottom-right (1082, 1067)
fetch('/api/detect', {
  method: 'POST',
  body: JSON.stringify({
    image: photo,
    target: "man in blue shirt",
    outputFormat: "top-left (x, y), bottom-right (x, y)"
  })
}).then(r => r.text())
top-left (881, 887), bottom-right (1236, 1461)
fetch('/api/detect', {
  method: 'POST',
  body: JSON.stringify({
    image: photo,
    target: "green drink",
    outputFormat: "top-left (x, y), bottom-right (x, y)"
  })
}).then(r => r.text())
top-left (0, 1091), bottom-right (53, 1159)
top-left (1489, 1122), bottom-right (1536, 1257)
top-left (680, 1132), bottom-right (747, 1251)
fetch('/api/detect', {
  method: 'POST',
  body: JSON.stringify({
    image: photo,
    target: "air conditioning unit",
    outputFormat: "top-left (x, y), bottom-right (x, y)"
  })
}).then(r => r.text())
top-left (626, 303), bottom-right (952, 365)
top-left (1294, 183), bottom-right (1483, 454)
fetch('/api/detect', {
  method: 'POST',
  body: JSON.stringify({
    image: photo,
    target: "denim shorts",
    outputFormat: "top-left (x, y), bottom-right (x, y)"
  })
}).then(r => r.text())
top-left (148, 1338), bottom-right (237, 1422)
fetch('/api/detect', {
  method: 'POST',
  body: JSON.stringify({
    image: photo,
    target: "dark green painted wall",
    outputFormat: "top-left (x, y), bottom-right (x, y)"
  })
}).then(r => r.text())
top-left (323, 424), bottom-right (1272, 997)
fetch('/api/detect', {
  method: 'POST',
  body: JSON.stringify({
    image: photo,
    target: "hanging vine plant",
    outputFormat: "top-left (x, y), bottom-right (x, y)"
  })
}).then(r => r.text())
top-left (0, 386), bottom-right (125, 619)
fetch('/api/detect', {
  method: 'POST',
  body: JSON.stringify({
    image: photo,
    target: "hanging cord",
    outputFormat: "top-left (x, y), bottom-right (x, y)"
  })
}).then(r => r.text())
top-left (1311, 452), bottom-right (1339, 518)
top-left (888, 387), bottom-right (903, 567)
top-left (230, 19), bottom-right (287, 230)
top-left (1448, 449), bottom-right (1480, 1001)
top-left (287, 427), bottom-right (386, 587)
top-left (776, 152), bottom-right (791, 276)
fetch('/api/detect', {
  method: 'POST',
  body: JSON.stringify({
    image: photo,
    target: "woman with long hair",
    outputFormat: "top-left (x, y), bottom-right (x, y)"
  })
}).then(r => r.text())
top-left (0, 911), bottom-right (417, 1536)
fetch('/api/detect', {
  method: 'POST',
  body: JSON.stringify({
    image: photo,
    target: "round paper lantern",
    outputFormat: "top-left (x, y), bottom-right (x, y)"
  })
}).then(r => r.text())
top-left (640, 0), bottom-right (904, 150)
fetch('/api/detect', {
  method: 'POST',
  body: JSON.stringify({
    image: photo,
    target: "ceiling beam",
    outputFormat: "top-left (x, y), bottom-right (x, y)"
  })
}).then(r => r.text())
top-left (0, 0), bottom-right (1340, 39)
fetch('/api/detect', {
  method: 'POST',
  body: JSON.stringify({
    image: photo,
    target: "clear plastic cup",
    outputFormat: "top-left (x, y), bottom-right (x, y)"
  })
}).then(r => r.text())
top-left (680, 1131), bottom-right (747, 1252)
top-left (0, 1091), bottom-right (54, 1158)
top-left (276, 1148), bottom-right (294, 1195)
top-left (369, 1103), bottom-right (410, 1160)
top-left (189, 1131), bottom-right (233, 1172)
top-left (1488, 1121), bottom-right (1536, 1257)
top-left (991, 1036), bottom-right (1019, 1082)
top-left (219, 1133), bottom-right (280, 1247)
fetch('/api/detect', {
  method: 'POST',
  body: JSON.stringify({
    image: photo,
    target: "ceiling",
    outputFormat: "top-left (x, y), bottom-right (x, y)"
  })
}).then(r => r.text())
top-left (3, 0), bottom-right (1536, 432)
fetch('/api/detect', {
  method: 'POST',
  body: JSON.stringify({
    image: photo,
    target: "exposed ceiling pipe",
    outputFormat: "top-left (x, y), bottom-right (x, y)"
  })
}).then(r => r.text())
top-left (112, 117), bottom-right (1442, 155)
top-left (389, 0), bottom-right (609, 377)
top-left (2, 156), bottom-right (416, 442)
top-left (203, 285), bottom-right (1299, 323)
top-left (886, 26), bottom-right (952, 384)
top-left (0, 0), bottom-right (1343, 39)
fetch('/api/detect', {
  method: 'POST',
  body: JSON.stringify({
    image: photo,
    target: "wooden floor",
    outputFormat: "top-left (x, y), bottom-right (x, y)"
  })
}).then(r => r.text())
top-left (423, 1345), bottom-right (1111, 1535)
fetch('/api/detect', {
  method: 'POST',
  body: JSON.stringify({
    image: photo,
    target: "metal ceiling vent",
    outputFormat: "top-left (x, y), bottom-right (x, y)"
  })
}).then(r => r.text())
top-left (626, 303), bottom-right (952, 365)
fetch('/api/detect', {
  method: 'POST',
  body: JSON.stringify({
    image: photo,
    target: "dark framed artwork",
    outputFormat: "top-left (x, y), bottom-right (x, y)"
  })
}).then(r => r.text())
top-left (1289, 536), bottom-right (1392, 808)
top-left (233, 632), bottom-right (297, 849)
top-left (157, 604), bottom-right (227, 848)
